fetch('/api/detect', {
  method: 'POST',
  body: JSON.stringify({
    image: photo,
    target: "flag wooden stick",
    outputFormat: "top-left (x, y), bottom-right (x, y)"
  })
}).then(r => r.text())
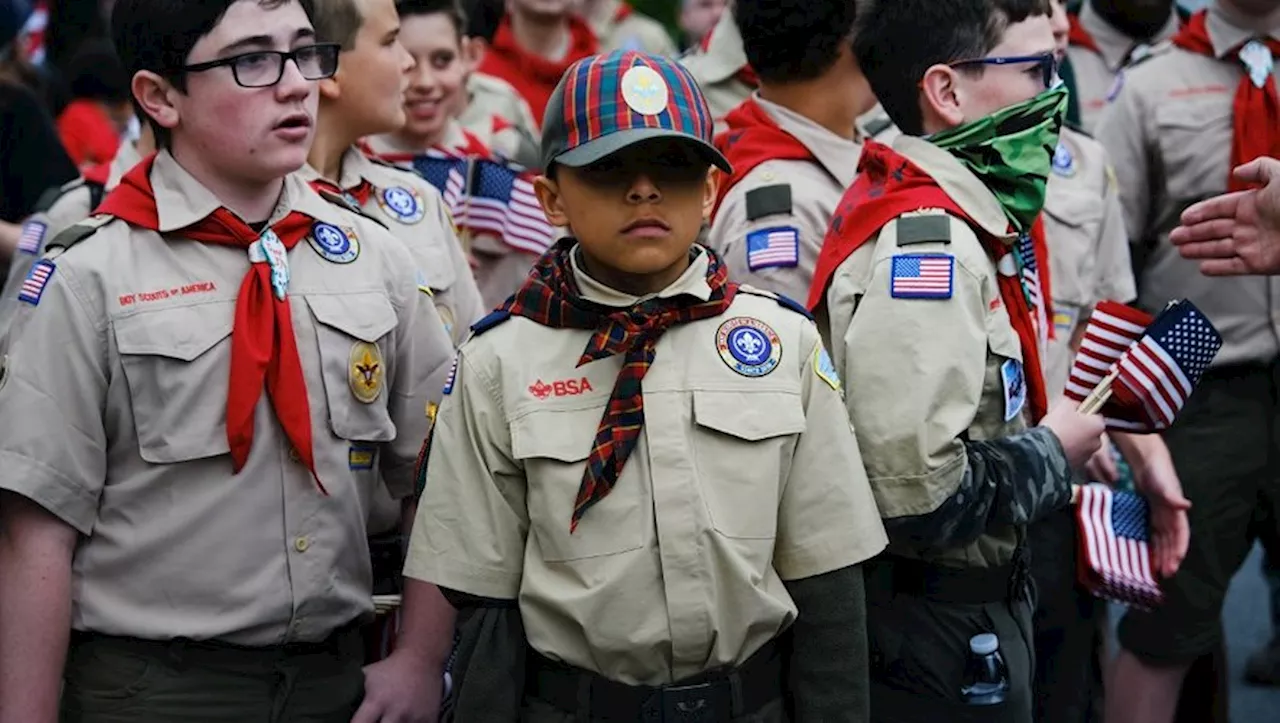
top-left (1078, 367), bottom-right (1119, 415)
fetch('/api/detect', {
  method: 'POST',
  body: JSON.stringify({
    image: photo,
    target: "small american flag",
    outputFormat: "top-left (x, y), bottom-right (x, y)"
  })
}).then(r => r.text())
top-left (745, 227), bottom-right (799, 270)
top-left (17, 220), bottom-right (46, 255)
top-left (410, 151), bottom-right (466, 194)
top-left (18, 259), bottom-right (55, 306)
top-left (1112, 300), bottom-right (1222, 430)
top-left (1075, 483), bottom-right (1163, 610)
top-left (1064, 300), bottom-right (1154, 431)
top-left (467, 159), bottom-right (557, 255)
top-left (1017, 232), bottom-right (1048, 346)
top-left (890, 254), bottom-right (953, 299)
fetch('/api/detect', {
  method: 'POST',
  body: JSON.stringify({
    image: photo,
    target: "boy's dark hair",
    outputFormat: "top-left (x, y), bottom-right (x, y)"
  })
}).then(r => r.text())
top-left (312, 0), bottom-right (362, 50)
top-left (733, 0), bottom-right (858, 85)
top-left (459, 0), bottom-right (503, 42)
top-left (110, 0), bottom-right (316, 147)
top-left (854, 0), bottom-right (1050, 135)
top-left (397, 0), bottom-right (466, 39)
top-left (66, 38), bottom-right (131, 104)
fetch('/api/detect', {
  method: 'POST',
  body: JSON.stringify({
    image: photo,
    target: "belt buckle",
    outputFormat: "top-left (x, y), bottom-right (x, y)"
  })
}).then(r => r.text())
top-left (650, 682), bottom-right (717, 723)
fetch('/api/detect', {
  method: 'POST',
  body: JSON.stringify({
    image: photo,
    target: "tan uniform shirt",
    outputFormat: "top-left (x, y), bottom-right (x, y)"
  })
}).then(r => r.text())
top-left (0, 150), bottom-right (454, 645)
top-left (1041, 127), bottom-right (1136, 397)
top-left (585, 0), bottom-right (678, 56)
top-left (406, 248), bottom-right (886, 685)
top-left (1097, 1), bottom-right (1280, 368)
top-left (1067, 4), bottom-right (1181, 133)
top-left (707, 96), bottom-right (863, 303)
top-left (458, 73), bottom-right (541, 169)
top-left (679, 11), bottom-right (753, 131)
top-left (819, 136), bottom-right (1028, 568)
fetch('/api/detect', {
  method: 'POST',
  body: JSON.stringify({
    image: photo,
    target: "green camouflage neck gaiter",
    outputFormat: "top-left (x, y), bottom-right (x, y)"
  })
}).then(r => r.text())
top-left (928, 86), bottom-right (1069, 233)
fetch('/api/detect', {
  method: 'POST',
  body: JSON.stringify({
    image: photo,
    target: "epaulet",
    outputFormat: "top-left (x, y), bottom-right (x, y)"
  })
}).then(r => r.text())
top-left (744, 183), bottom-right (791, 221)
top-left (315, 188), bottom-right (389, 230)
top-left (34, 177), bottom-right (87, 213)
top-left (46, 213), bottom-right (114, 253)
top-left (469, 309), bottom-right (512, 336)
top-left (737, 285), bottom-right (814, 320)
top-left (895, 211), bottom-right (953, 246)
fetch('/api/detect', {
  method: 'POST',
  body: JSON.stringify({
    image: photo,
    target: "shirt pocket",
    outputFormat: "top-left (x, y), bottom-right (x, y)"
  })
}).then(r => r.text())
top-left (512, 406), bottom-right (646, 562)
top-left (1155, 101), bottom-right (1233, 204)
top-left (306, 293), bottom-right (399, 443)
top-left (113, 302), bottom-right (235, 464)
top-left (691, 389), bottom-right (805, 540)
top-left (1043, 188), bottom-right (1103, 308)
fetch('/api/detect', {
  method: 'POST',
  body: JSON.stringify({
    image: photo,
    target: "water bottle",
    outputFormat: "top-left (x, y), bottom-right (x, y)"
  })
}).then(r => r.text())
top-left (961, 633), bottom-right (1010, 705)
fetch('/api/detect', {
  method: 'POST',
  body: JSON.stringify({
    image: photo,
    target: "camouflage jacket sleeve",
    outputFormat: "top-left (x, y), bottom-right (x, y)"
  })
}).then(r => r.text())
top-left (881, 427), bottom-right (1074, 549)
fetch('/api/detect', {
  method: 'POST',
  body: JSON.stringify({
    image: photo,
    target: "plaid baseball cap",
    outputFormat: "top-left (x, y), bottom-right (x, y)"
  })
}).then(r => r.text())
top-left (540, 50), bottom-right (731, 173)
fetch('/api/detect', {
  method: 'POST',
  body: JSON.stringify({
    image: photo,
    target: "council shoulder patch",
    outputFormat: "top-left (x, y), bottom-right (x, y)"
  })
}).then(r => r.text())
top-left (813, 346), bottom-right (840, 391)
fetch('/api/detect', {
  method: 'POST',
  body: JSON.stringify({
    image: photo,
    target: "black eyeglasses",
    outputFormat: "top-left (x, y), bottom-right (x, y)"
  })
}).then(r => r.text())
top-left (949, 52), bottom-right (1060, 90)
top-left (179, 43), bottom-right (340, 88)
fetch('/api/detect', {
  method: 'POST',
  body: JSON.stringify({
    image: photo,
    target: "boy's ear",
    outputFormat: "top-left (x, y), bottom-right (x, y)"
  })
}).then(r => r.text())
top-left (534, 174), bottom-right (570, 228)
top-left (920, 64), bottom-right (966, 129)
top-left (702, 167), bottom-right (719, 221)
top-left (319, 75), bottom-right (342, 101)
top-left (462, 37), bottom-right (487, 72)
top-left (132, 71), bottom-right (181, 132)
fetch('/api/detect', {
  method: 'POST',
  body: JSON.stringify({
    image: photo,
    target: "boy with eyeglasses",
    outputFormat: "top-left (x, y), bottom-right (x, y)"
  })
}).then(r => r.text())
top-left (0, 1), bottom-right (456, 721)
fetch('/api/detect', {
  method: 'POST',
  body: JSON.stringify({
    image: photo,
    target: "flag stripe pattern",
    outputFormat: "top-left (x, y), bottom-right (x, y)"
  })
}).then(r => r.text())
top-left (1017, 232), bottom-right (1048, 348)
top-left (1075, 483), bottom-right (1163, 610)
top-left (745, 226), bottom-right (799, 270)
top-left (1064, 301), bottom-right (1154, 430)
top-left (1112, 300), bottom-right (1222, 430)
top-left (17, 220), bottom-right (46, 254)
top-left (890, 254), bottom-right (953, 299)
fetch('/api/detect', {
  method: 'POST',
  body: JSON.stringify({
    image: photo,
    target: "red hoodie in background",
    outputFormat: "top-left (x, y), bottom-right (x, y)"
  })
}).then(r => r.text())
top-left (479, 13), bottom-right (598, 129)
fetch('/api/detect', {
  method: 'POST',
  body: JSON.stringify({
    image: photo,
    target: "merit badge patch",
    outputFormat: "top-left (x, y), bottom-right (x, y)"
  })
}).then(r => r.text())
top-left (443, 358), bottom-right (458, 395)
top-left (716, 317), bottom-right (782, 377)
top-left (890, 254), bottom-right (953, 299)
top-left (746, 226), bottom-right (799, 271)
top-left (1052, 142), bottom-right (1075, 177)
top-left (620, 64), bottom-right (669, 116)
top-left (378, 186), bottom-right (425, 224)
top-left (348, 341), bottom-right (385, 404)
top-left (18, 259), bottom-right (56, 306)
top-left (813, 346), bottom-right (840, 391)
top-left (309, 222), bottom-right (360, 264)
top-left (348, 443), bottom-right (376, 471)
top-left (17, 220), bottom-right (46, 254)
top-left (1001, 358), bottom-right (1027, 422)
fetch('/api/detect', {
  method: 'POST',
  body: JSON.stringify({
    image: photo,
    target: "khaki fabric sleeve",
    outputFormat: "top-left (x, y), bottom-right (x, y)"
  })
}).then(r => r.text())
top-left (774, 325), bottom-right (887, 581)
top-left (404, 347), bottom-right (526, 599)
top-left (0, 187), bottom-right (92, 341)
top-left (1092, 161), bottom-right (1138, 304)
top-left (1096, 80), bottom-right (1154, 247)
top-left (712, 181), bottom-right (829, 306)
top-left (835, 217), bottom-right (989, 520)
top-left (0, 254), bottom-right (108, 534)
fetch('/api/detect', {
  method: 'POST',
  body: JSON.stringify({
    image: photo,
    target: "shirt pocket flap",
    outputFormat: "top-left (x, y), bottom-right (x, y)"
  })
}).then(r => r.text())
top-left (987, 315), bottom-right (1023, 361)
top-left (114, 303), bottom-right (234, 360)
top-left (510, 407), bottom-right (601, 462)
top-left (693, 390), bottom-right (806, 441)
top-left (418, 244), bottom-right (458, 292)
top-left (307, 292), bottom-right (398, 342)
top-left (1043, 188), bottom-right (1103, 229)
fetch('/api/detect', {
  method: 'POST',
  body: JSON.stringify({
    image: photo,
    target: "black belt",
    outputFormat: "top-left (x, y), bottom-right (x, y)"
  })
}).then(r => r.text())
top-left (69, 619), bottom-right (364, 667)
top-left (870, 549), bottom-right (1030, 605)
top-left (528, 639), bottom-right (783, 722)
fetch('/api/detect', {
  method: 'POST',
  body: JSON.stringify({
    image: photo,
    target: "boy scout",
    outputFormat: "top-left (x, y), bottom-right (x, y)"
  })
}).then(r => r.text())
top-left (395, 49), bottom-right (888, 722)
top-left (680, 5), bottom-right (754, 126)
top-left (706, 0), bottom-right (881, 304)
top-left (457, 0), bottom-right (542, 155)
top-left (1066, 0), bottom-right (1182, 131)
top-left (0, 0), bottom-right (457, 720)
top-left (1096, 1), bottom-right (1280, 721)
top-left (577, 0), bottom-right (678, 55)
top-left (810, 1), bottom-right (1108, 720)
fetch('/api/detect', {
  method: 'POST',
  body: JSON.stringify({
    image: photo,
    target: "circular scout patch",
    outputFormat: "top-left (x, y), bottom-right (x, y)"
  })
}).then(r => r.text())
top-left (716, 317), bottom-right (782, 377)
top-left (1052, 141), bottom-right (1075, 177)
top-left (309, 222), bottom-right (360, 264)
top-left (378, 186), bottom-right (425, 225)
top-left (620, 65), bottom-right (669, 116)
top-left (348, 341), bottom-right (385, 403)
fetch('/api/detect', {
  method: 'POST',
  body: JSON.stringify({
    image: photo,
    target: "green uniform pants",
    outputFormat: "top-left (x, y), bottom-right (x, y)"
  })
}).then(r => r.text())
top-left (60, 629), bottom-right (365, 723)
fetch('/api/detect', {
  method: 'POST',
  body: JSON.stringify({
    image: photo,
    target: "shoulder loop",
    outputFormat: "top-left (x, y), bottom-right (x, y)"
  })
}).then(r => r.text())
top-left (470, 309), bottom-right (512, 336)
top-left (47, 214), bottom-right (114, 252)
top-left (34, 178), bottom-right (87, 213)
top-left (745, 184), bottom-right (792, 222)
top-left (737, 285), bottom-right (815, 321)
top-left (315, 188), bottom-right (389, 230)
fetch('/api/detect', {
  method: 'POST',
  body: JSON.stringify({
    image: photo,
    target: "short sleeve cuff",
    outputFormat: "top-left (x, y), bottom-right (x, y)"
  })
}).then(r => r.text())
top-left (0, 450), bottom-right (98, 535)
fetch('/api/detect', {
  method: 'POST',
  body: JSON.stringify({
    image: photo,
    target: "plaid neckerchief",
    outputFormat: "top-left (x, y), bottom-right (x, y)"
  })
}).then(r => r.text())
top-left (503, 239), bottom-right (738, 531)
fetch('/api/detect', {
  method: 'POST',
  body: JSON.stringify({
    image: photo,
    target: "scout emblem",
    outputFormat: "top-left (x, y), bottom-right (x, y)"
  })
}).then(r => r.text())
top-left (1001, 358), bottom-right (1027, 421)
top-left (426, 401), bottom-right (438, 423)
top-left (890, 254), bottom-right (954, 299)
top-left (17, 220), bottom-right (46, 254)
top-left (378, 186), bottom-right (426, 224)
top-left (1052, 142), bottom-right (1075, 177)
top-left (309, 222), bottom-right (360, 263)
top-left (349, 341), bottom-right (385, 403)
top-left (1239, 40), bottom-right (1274, 89)
top-left (18, 259), bottom-right (56, 306)
top-left (813, 346), bottom-right (841, 391)
top-left (620, 64), bottom-right (669, 116)
top-left (716, 317), bottom-right (782, 377)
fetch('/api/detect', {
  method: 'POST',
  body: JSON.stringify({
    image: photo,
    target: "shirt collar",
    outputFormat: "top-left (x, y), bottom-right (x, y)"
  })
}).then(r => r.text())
top-left (1081, 2), bottom-right (1182, 70)
top-left (752, 94), bottom-right (862, 187)
top-left (1208, 0), bottom-right (1280, 58)
top-left (572, 245), bottom-right (714, 307)
top-left (151, 149), bottom-right (329, 232)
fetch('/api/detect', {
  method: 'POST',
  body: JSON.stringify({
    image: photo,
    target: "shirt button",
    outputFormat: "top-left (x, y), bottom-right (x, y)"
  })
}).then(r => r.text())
top-left (294, 536), bottom-right (310, 552)
top-left (288, 447), bottom-right (302, 463)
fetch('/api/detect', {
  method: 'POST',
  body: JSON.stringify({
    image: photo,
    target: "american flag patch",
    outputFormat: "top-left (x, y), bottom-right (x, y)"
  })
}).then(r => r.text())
top-left (19, 259), bottom-right (56, 306)
top-left (442, 359), bottom-right (458, 395)
top-left (890, 254), bottom-right (953, 299)
top-left (17, 220), bottom-right (46, 254)
top-left (1075, 483), bottom-right (1163, 610)
top-left (745, 226), bottom-right (799, 271)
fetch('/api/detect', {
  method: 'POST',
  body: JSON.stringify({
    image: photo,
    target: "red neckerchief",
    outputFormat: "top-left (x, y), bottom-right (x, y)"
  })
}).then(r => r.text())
top-left (98, 153), bottom-right (327, 492)
top-left (613, 1), bottom-right (632, 22)
top-left (491, 114), bottom-right (515, 136)
top-left (698, 24), bottom-right (759, 88)
top-left (1173, 10), bottom-right (1280, 192)
top-left (711, 97), bottom-right (817, 218)
top-left (480, 14), bottom-right (599, 126)
top-left (1068, 13), bottom-right (1103, 54)
top-left (808, 141), bottom-right (1050, 423)
top-left (368, 128), bottom-right (494, 166)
